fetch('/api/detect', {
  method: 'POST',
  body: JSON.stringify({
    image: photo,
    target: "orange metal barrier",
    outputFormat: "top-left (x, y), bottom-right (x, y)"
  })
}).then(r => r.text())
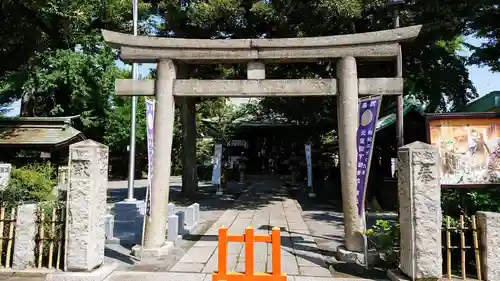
top-left (212, 226), bottom-right (286, 281)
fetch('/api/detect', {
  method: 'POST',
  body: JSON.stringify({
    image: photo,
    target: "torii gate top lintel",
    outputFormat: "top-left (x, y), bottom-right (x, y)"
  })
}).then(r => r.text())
top-left (101, 25), bottom-right (422, 63)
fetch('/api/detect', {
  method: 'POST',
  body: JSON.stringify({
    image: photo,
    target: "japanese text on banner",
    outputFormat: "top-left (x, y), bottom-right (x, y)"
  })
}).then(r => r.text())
top-left (356, 96), bottom-right (382, 216)
top-left (145, 98), bottom-right (155, 217)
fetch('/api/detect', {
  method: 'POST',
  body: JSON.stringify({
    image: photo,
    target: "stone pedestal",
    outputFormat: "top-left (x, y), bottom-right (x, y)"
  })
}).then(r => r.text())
top-left (12, 204), bottom-right (37, 269)
top-left (476, 211), bottom-right (500, 281)
top-left (65, 140), bottom-right (109, 271)
top-left (110, 200), bottom-right (145, 245)
top-left (397, 141), bottom-right (441, 280)
top-left (336, 245), bottom-right (380, 265)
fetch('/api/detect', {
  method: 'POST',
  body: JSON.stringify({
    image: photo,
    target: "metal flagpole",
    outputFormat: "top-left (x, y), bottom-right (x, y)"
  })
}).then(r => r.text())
top-left (126, 0), bottom-right (139, 201)
top-left (140, 98), bottom-right (154, 261)
top-left (393, 0), bottom-right (404, 148)
top-left (363, 211), bottom-right (369, 269)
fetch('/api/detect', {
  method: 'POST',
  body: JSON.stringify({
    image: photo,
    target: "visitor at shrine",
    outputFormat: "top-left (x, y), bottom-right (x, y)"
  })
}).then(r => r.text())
top-left (238, 152), bottom-right (248, 183)
top-left (289, 152), bottom-right (299, 185)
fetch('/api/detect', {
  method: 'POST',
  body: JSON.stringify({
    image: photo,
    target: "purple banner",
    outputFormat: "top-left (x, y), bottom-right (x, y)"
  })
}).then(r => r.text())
top-left (145, 98), bottom-right (155, 217)
top-left (356, 95), bottom-right (382, 216)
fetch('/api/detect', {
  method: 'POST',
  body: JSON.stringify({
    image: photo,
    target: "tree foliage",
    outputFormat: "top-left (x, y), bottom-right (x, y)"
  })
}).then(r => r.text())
top-left (151, 0), bottom-right (480, 122)
top-left (0, 0), bottom-right (499, 183)
top-left (466, 1), bottom-right (500, 72)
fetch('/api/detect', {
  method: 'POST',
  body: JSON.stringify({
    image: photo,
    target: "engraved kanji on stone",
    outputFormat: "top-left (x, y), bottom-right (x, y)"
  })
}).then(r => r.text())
top-left (99, 149), bottom-right (109, 176)
top-left (71, 149), bottom-right (91, 160)
top-left (413, 151), bottom-right (437, 185)
top-left (417, 164), bottom-right (435, 184)
top-left (71, 160), bottom-right (91, 178)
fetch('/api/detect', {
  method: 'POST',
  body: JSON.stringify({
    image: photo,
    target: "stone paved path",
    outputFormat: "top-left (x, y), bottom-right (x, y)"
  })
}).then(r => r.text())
top-left (108, 271), bottom-right (387, 281)
top-left (168, 179), bottom-right (333, 277)
top-left (104, 178), bottom-right (389, 280)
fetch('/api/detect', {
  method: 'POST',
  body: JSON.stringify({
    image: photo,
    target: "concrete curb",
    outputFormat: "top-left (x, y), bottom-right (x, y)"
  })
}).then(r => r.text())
top-left (46, 263), bottom-right (118, 281)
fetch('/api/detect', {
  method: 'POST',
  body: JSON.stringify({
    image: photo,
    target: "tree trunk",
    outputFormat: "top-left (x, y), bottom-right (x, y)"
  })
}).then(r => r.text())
top-left (181, 96), bottom-right (198, 197)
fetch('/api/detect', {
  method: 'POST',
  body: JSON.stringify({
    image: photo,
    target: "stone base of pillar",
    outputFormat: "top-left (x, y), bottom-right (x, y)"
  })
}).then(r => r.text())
top-left (335, 245), bottom-right (380, 266)
top-left (308, 192), bottom-right (316, 198)
top-left (215, 185), bottom-right (223, 195)
top-left (131, 242), bottom-right (174, 258)
top-left (45, 263), bottom-right (117, 281)
top-left (387, 268), bottom-right (432, 281)
top-left (106, 200), bottom-right (145, 245)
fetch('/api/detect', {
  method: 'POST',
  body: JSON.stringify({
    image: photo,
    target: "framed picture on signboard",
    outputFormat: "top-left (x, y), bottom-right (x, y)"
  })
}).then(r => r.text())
top-left (425, 112), bottom-right (500, 188)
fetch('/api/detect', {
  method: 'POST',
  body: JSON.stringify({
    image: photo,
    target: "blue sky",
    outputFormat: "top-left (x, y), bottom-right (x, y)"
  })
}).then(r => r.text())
top-left (3, 36), bottom-right (500, 117)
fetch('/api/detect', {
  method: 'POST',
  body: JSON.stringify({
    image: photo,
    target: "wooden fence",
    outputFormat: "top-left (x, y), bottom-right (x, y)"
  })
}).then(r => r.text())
top-left (0, 203), bottom-right (65, 270)
top-left (35, 203), bottom-right (66, 270)
top-left (0, 206), bottom-right (16, 268)
top-left (442, 214), bottom-right (482, 280)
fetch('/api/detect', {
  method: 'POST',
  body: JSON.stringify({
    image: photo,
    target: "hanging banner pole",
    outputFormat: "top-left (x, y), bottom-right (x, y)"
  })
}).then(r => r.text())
top-left (212, 143), bottom-right (223, 195)
top-left (355, 94), bottom-right (383, 269)
top-left (140, 98), bottom-right (155, 261)
top-left (305, 143), bottom-right (315, 197)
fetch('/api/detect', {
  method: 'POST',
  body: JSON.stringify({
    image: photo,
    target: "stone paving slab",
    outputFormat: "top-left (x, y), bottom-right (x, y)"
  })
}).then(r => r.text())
top-left (167, 180), bottom-right (336, 278)
top-left (178, 246), bottom-right (216, 264)
top-left (105, 271), bottom-right (388, 281)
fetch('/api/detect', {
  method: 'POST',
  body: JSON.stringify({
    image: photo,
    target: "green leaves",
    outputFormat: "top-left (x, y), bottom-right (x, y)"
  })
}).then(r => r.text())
top-left (466, 0), bottom-right (500, 72)
top-left (1, 163), bottom-right (57, 206)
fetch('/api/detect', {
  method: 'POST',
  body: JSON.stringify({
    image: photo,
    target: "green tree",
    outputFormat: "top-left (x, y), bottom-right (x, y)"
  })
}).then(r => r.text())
top-left (0, 46), bottom-right (120, 141)
top-left (151, 0), bottom-right (478, 122)
top-left (466, 0), bottom-right (500, 72)
top-left (0, 0), bottom-right (152, 139)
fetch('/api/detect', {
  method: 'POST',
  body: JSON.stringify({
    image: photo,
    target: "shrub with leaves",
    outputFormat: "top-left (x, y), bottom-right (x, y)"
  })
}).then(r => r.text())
top-left (0, 163), bottom-right (57, 207)
top-left (365, 219), bottom-right (400, 265)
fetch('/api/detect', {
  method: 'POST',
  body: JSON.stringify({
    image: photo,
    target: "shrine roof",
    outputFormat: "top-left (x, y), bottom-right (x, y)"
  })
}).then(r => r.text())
top-left (0, 116), bottom-right (85, 147)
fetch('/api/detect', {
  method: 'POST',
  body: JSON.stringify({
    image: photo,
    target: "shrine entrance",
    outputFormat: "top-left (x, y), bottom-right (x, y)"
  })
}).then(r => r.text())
top-left (102, 25), bottom-right (422, 254)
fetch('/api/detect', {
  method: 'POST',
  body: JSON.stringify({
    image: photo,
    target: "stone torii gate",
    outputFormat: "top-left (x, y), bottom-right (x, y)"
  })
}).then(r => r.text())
top-left (102, 25), bottom-right (422, 256)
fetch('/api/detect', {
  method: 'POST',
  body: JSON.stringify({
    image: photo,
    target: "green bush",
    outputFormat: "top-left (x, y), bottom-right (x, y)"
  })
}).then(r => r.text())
top-left (365, 219), bottom-right (400, 266)
top-left (0, 163), bottom-right (57, 207)
top-left (197, 139), bottom-right (215, 181)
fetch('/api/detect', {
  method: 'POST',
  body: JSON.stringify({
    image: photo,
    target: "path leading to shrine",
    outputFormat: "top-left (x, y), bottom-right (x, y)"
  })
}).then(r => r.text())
top-left (170, 180), bottom-right (332, 277)
top-left (104, 179), bottom-right (388, 281)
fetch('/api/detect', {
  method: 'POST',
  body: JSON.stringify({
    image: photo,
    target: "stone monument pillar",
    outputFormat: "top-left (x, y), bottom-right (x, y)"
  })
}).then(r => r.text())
top-left (140, 59), bottom-right (177, 255)
top-left (336, 57), bottom-right (363, 252)
top-left (12, 204), bottom-right (37, 269)
top-left (476, 211), bottom-right (500, 281)
top-left (0, 163), bottom-right (12, 190)
top-left (66, 140), bottom-right (109, 271)
top-left (397, 141), bottom-right (442, 280)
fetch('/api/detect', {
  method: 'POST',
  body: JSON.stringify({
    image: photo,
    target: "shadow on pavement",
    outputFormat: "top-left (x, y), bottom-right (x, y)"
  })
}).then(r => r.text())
top-left (286, 183), bottom-right (391, 279)
top-left (107, 176), bottom-right (289, 212)
top-left (105, 247), bottom-right (137, 265)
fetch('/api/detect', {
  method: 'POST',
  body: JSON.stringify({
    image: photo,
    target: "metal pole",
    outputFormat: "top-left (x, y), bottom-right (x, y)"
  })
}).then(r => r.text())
top-left (394, 6), bottom-right (404, 148)
top-left (126, 0), bottom-right (139, 201)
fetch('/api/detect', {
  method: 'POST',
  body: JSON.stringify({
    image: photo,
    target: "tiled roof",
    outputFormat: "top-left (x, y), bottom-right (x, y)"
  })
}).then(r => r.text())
top-left (376, 98), bottom-right (424, 131)
top-left (0, 116), bottom-right (85, 146)
top-left (457, 91), bottom-right (500, 113)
